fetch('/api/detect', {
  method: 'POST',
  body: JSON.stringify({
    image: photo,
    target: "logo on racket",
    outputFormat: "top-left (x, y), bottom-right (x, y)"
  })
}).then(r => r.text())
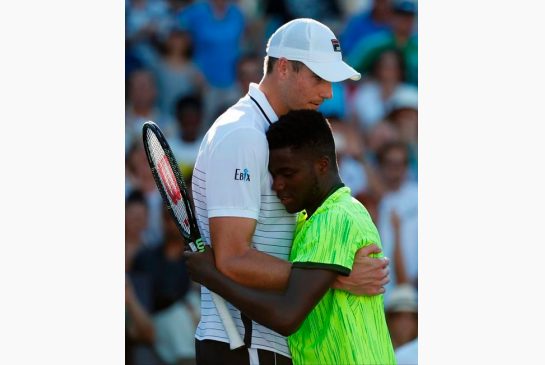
top-left (158, 155), bottom-right (182, 204)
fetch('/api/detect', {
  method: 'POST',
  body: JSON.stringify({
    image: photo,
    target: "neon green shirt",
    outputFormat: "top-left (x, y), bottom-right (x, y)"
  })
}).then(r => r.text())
top-left (288, 186), bottom-right (396, 365)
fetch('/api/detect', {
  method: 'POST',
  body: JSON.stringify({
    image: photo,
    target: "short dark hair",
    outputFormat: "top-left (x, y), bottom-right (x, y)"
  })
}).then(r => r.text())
top-left (266, 110), bottom-right (337, 171)
top-left (265, 56), bottom-right (304, 75)
top-left (126, 189), bottom-right (148, 208)
top-left (175, 94), bottom-right (202, 116)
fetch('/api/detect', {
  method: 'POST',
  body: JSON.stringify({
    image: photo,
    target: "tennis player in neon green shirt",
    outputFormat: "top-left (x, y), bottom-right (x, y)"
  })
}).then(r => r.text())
top-left (185, 109), bottom-right (396, 364)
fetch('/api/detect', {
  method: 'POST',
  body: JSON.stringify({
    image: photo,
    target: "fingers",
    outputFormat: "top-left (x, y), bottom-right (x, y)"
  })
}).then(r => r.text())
top-left (357, 244), bottom-right (382, 257)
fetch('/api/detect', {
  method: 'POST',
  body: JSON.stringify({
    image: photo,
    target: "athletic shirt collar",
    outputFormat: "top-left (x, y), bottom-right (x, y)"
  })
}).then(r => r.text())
top-left (247, 83), bottom-right (278, 128)
top-left (299, 185), bottom-right (350, 221)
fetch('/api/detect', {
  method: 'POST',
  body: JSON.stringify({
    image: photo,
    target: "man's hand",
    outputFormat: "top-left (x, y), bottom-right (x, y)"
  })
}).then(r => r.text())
top-left (332, 244), bottom-right (390, 296)
top-left (183, 246), bottom-right (219, 287)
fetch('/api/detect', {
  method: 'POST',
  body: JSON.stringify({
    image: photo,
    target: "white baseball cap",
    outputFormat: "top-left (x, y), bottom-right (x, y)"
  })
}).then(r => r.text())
top-left (266, 18), bottom-right (361, 83)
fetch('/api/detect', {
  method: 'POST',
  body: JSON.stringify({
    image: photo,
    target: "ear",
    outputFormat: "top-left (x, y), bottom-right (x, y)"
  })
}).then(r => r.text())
top-left (314, 156), bottom-right (330, 175)
top-left (276, 57), bottom-right (290, 79)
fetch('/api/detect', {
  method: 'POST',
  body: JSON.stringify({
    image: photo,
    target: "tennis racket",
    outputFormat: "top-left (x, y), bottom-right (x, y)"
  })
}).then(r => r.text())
top-left (142, 121), bottom-right (245, 350)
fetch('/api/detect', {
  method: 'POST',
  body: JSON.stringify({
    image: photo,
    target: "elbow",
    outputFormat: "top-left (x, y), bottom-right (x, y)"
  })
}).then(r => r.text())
top-left (215, 251), bottom-right (250, 282)
top-left (215, 259), bottom-right (238, 281)
top-left (270, 307), bottom-right (305, 337)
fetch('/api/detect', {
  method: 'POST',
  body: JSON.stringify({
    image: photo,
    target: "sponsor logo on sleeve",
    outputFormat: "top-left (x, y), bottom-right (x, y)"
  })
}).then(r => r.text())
top-left (234, 168), bottom-right (251, 181)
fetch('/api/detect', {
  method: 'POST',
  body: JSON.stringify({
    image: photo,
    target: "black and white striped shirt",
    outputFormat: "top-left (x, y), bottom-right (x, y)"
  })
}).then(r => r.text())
top-left (191, 83), bottom-right (295, 358)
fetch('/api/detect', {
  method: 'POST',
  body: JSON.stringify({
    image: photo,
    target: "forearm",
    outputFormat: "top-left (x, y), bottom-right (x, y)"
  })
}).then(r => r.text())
top-left (393, 228), bottom-right (408, 284)
top-left (126, 299), bottom-right (154, 344)
top-left (217, 248), bottom-right (292, 291)
top-left (204, 271), bottom-right (298, 336)
top-left (199, 267), bottom-right (335, 337)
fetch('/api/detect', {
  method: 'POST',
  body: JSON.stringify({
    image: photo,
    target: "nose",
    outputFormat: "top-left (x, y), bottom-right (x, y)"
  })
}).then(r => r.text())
top-left (272, 175), bottom-right (285, 193)
top-left (320, 81), bottom-right (332, 100)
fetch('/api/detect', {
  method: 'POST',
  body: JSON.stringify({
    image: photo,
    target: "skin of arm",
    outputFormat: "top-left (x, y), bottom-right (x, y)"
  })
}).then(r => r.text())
top-left (391, 210), bottom-right (408, 284)
top-left (209, 216), bottom-right (293, 291)
top-left (184, 248), bottom-right (337, 336)
top-left (125, 277), bottom-right (155, 344)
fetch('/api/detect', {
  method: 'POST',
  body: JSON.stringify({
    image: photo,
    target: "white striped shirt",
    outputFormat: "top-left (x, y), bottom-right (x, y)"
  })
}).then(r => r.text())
top-left (191, 83), bottom-right (295, 357)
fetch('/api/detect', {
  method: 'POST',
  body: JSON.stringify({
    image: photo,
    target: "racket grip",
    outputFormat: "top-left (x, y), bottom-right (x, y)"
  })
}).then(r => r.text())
top-left (210, 291), bottom-right (246, 350)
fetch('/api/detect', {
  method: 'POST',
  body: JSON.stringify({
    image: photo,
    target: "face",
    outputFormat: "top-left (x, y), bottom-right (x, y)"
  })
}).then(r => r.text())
top-left (125, 202), bottom-right (148, 236)
top-left (269, 147), bottom-right (322, 213)
top-left (380, 147), bottom-right (408, 190)
top-left (376, 51), bottom-right (402, 83)
top-left (392, 12), bottom-right (415, 37)
top-left (129, 71), bottom-right (157, 108)
top-left (177, 108), bottom-right (202, 141)
top-left (279, 61), bottom-right (333, 112)
top-left (166, 31), bottom-right (190, 55)
top-left (238, 58), bottom-right (262, 94)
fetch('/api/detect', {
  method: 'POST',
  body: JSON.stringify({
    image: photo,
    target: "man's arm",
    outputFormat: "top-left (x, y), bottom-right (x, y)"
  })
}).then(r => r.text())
top-left (125, 277), bottom-right (154, 344)
top-left (211, 217), bottom-right (390, 295)
top-left (332, 244), bottom-right (390, 295)
top-left (184, 248), bottom-right (336, 336)
top-left (210, 216), bottom-right (292, 291)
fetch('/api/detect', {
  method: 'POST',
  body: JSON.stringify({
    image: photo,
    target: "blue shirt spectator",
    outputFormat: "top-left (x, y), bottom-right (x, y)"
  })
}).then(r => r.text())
top-left (177, 0), bottom-right (245, 89)
top-left (339, 0), bottom-right (393, 55)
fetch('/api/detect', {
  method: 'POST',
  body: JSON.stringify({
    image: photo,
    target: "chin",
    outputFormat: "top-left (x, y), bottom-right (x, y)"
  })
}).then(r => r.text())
top-left (285, 205), bottom-right (301, 214)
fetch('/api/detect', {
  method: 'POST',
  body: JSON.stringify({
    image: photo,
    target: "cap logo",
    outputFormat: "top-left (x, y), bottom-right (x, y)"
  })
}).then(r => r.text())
top-left (331, 39), bottom-right (341, 52)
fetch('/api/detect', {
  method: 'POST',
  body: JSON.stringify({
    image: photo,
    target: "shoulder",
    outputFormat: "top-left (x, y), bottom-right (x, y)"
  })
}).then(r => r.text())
top-left (198, 102), bottom-right (269, 165)
top-left (211, 105), bottom-right (267, 148)
top-left (316, 194), bottom-right (374, 236)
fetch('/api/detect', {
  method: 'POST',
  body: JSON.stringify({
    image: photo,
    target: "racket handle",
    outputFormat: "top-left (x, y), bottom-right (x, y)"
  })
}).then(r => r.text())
top-left (210, 291), bottom-right (246, 350)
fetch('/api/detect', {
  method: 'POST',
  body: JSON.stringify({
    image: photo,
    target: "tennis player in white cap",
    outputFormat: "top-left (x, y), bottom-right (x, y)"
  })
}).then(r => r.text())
top-left (190, 18), bottom-right (390, 365)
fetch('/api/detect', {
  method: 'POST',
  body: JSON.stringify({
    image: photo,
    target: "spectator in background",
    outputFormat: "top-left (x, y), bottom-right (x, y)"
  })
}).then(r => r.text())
top-left (235, 53), bottom-right (264, 97)
top-left (152, 28), bottom-right (206, 119)
top-left (126, 69), bottom-right (174, 153)
top-left (351, 49), bottom-right (417, 132)
top-left (126, 190), bottom-right (159, 365)
top-left (283, 0), bottom-right (341, 23)
top-left (131, 206), bottom-right (199, 365)
top-left (365, 119), bottom-right (401, 166)
top-left (126, 275), bottom-right (156, 365)
top-left (347, 0), bottom-right (418, 86)
top-left (329, 117), bottom-right (385, 223)
top-left (220, 53), bottom-right (264, 111)
top-left (126, 0), bottom-right (170, 66)
top-left (126, 190), bottom-right (149, 272)
top-left (340, 0), bottom-right (393, 56)
top-left (177, 0), bottom-right (246, 124)
top-left (168, 94), bottom-right (204, 178)
top-left (126, 140), bottom-right (164, 247)
top-left (385, 284), bottom-right (418, 351)
top-left (376, 141), bottom-right (418, 302)
top-left (386, 86), bottom-right (418, 180)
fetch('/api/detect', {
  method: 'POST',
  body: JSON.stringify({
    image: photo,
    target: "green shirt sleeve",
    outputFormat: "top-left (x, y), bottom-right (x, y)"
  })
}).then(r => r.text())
top-left (290, 208), bottom-right (362, 276)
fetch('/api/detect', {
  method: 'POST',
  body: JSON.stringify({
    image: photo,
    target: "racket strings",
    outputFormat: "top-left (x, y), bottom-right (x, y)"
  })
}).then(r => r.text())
top-left (145, 130), bottom-right (192, 235)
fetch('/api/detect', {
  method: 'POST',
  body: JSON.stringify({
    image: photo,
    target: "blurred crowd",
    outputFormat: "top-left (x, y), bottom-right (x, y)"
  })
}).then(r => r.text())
top-left (125, 0), bottom-right (418, 364)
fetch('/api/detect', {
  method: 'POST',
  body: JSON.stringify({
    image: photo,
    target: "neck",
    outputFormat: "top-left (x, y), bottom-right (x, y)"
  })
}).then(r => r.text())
top-left (258, 77), bottom-right (289, 117)
top-left (305, 175), bottom-right (343, 218)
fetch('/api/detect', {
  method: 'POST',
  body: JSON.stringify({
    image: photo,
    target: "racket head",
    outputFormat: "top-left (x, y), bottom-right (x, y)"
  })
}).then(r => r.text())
top-left (142, 121), bottom-right (202, 250)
